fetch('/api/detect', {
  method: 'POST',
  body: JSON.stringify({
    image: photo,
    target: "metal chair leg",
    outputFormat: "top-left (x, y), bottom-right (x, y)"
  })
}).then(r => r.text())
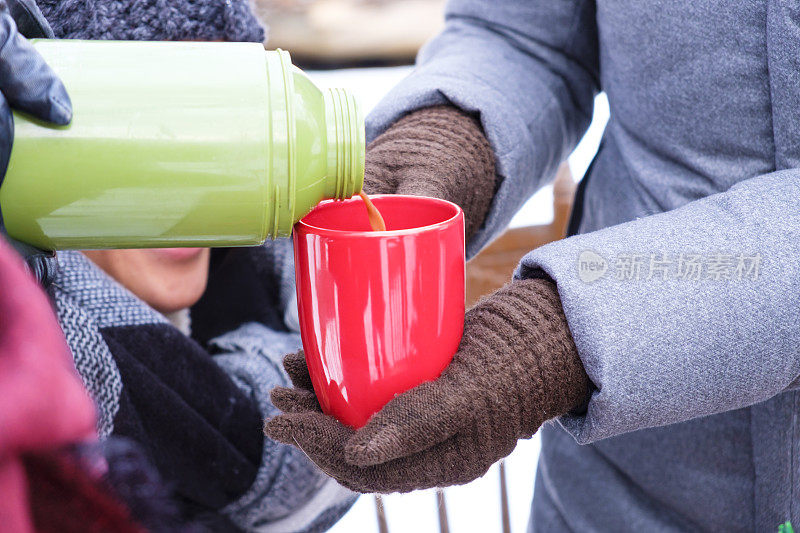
top-left (374, 494), bottom-right (389, 533)
top-left (500, 460), bottom-right (511, 533)
top-left (436, 488), bottom-right (450, 533)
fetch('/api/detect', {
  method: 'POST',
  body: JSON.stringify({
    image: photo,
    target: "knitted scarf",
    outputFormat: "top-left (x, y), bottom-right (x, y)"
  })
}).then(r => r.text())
top-left (36, 0), bottom-right (265, 42)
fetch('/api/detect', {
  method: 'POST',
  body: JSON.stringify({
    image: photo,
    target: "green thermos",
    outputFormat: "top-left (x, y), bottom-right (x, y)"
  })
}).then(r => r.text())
top-left (0, 40), bottom-right (364, 250)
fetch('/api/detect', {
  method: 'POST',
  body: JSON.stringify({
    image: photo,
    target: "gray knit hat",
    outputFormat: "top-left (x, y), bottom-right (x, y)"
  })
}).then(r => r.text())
top-left (37, 0), bottom-right (266, 42)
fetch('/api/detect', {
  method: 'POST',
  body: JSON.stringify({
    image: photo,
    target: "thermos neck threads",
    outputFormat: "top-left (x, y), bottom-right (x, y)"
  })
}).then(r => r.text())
top-left (325, 88), bottom-right (365, 201)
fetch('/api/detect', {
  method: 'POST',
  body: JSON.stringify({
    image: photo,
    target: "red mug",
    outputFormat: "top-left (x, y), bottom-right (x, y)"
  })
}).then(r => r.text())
top-left (293, 194), bottom-right (466, 428)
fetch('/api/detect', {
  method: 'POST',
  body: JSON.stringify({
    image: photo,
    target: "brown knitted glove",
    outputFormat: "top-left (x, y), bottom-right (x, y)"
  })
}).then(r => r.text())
top-left (365, 105), bottom-right (497, 241)
top-left (264, 278), bottom-right (591, 493)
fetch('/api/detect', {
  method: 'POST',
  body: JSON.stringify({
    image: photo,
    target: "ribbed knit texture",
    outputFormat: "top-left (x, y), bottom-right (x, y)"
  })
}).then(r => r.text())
top-left (364, 105), bottom-right (497, 241)
top-left (37, 0), bottom-right (265, 42)
top-left (265, 278), bottom-right (590, 493)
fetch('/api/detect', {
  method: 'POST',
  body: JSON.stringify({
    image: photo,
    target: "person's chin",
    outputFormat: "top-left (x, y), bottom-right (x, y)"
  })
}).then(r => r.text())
top-left (147, 247), bottom-right (206, 262)
top-left (82, 248), bottom-right (211, 313)
top-left (146, 249), bottom-right (211, 312)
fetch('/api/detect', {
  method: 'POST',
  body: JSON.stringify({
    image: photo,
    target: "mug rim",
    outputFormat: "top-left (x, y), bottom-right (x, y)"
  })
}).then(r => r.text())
top-left (295, 194), bottom-right (464, 238)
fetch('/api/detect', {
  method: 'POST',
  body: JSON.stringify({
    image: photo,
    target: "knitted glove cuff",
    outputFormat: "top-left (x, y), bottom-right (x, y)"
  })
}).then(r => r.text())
top-left (461, 278), bottom-right (591, 438)
top-left (365, 105), bottom-right (497, 240)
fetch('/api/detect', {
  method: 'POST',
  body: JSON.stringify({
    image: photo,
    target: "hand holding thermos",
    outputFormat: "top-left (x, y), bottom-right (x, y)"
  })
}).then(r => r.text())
top-left (266, 105), bottom-right (592, 493)
top-left (0, 3), bottom-right (72, 283)
top-left (0, 4), bottom-right (72, 153)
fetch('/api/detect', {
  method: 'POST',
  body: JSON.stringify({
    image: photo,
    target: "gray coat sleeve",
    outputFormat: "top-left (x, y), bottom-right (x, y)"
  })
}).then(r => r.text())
top-left (366, 0), bottom-right (600, 257)
top-left (210, 323), bottom-right (357, 533)
top-left (516, 172), bottom-right (800, 444)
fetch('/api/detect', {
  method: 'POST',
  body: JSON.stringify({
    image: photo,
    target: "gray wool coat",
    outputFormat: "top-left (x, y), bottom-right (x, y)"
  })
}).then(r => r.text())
top-left (368, 0), bottom-right (800, 531)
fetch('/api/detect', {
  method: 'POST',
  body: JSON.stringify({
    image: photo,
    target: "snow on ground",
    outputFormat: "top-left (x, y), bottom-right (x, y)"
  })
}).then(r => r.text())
top-left (307, 67), bottom-right (609, 532)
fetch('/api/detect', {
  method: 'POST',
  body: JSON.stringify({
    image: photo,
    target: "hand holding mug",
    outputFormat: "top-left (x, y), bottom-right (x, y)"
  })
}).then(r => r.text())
top-left (266, 278), bottom-right (591, 493)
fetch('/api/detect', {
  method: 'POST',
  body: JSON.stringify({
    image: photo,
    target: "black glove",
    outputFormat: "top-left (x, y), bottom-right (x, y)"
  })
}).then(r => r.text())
top-left (5, 0), bottom-right (54, 38)
top-left (0, 1), bottom-right (72, 284)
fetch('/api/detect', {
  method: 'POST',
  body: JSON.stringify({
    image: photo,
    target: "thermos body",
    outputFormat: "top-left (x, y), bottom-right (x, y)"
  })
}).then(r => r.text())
top-left (0, 41), bottom-right (364, 250)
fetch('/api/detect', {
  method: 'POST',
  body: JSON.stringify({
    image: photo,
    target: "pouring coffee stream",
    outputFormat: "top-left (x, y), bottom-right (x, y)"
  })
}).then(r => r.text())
top-left (359, 191), bottom-right (386, 231)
